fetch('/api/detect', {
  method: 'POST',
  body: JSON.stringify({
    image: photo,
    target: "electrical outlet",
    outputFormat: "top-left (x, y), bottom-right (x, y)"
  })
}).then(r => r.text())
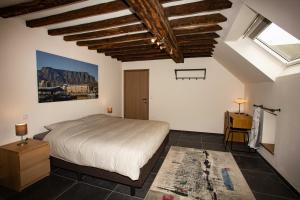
top-left (22, 114), bottom-right (28, 121)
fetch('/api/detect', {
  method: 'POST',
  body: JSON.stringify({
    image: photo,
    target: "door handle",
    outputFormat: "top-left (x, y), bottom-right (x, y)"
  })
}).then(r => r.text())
top-left (142, 98), bottom-right (147, 103)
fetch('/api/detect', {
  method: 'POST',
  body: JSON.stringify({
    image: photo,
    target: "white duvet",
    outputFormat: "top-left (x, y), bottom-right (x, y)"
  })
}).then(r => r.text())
top-left (44, 114), bottom-right (169, 180)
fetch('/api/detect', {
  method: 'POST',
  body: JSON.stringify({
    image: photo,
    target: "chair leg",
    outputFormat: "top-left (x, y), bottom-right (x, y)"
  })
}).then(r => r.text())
top-left (230, 131), bottom-right (234, 150)
top-left (224, 127), bottom-right (228, 142)
top-left (130, 187), bottom-right (135, 196)
top-left (225, 131), bottom-right (231, 151)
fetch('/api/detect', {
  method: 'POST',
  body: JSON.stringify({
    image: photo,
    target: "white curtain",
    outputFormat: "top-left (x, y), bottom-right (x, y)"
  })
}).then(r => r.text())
top-left (248, 107), bottom-right (263, 149)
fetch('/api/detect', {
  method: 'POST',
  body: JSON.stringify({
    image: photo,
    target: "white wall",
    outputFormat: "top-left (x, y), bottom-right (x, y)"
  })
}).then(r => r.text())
top-left (0, 18), bottom-right (122, 145)
top-left (245, 73), bottom-right (300, 192)
top-left (122, 58), bottom-right (244, 133)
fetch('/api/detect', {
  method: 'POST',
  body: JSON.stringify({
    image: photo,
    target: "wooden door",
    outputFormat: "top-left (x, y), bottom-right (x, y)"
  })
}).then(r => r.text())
top-left (124, 70), bottom-right (149, 120)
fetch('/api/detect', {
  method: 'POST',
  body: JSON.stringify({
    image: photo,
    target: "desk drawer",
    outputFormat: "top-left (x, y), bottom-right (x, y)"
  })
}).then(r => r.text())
top-left (20, 159), bottom-right (50, 189)
top-left (230, 116), bottom-right (252, 129)
top-left (19, 145), bottom-right (49, 170)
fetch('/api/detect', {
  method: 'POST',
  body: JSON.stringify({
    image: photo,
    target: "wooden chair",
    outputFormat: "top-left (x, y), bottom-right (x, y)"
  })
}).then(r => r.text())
top-left (224, 111), bottom-right (251, 151)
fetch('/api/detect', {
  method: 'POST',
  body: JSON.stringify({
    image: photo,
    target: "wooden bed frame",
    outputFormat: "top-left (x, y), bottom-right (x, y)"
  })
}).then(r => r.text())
top-left (34, 132), bottom-right (169, 196)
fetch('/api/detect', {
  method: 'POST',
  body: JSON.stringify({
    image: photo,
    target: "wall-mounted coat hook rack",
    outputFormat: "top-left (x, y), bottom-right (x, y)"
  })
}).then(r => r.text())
top-left (174, 68), bottom-right (206, 80)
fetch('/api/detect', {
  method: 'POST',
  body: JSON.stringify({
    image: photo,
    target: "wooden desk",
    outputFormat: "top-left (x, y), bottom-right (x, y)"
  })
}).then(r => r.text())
top-left (224, 112), bottom-right (252, 142)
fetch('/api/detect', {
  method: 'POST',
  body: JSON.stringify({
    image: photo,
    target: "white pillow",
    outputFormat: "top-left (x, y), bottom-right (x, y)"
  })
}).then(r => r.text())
top-left (80, 114), bottom-right (109, 122)
top-left (44, 119), bottom-right (81, 131)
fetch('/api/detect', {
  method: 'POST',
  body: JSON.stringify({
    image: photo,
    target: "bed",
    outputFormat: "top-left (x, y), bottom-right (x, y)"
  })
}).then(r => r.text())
top-left (34, 114), bottom-right (169, 195)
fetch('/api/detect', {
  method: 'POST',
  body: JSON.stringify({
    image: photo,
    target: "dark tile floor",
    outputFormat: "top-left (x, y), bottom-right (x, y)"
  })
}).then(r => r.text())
top-left (0, 130), bottom-right (299, 200)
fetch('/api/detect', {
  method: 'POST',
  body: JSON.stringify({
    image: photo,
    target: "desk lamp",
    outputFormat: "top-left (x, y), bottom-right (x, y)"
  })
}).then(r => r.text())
top-left (234, 98), bottom-right (247, 114)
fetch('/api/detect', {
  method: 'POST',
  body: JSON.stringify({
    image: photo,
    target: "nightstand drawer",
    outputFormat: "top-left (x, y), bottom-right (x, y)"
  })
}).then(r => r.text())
top-left (20, 159), bottom-right (50, 189)
top-left (20, 145), bottom-right (49, 170)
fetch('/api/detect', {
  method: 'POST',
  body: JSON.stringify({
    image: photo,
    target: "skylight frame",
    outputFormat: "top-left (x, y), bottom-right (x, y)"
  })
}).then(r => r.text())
top-left (249, 19), bottom-right (300, 66)
top-left (254, 37), bottom-right (300, 66)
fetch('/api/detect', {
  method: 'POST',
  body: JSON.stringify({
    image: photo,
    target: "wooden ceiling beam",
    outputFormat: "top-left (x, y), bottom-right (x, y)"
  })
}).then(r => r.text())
top-left (108, 48), bottom-right (213, 57)
top-left (118, 52), bottom-right (212, 62)
top-left (26, 0), bottom-right (176, 28)
top-left (0, 0), bottom-right (86, 18)
top-left (48, 15), bottom-right (140, 36)
top-left (120, 56), bottom-right (171, 62)
top-left (177, 33), bottom-right (219, 41)
top-left (48, 4), bottom-right (227, 36)
top-left (173, 25), bottom-right (222, 36)
top-left (170, 13), bottom-right (227, 28)
top-left (98, 44), bottom-right (215, 53)
top-left (77, 32), bottom-right (152, 46)
top-left (91, 39), bottom-right (217, 51)
top-left (88, 39), bottom-right (153, 50)
top-left (112, 52), bottom-right (169, 59)
top-left (164, 0), bottom-right (232, 17)
top-left (184, 52), bottom-right (213, 58)
top-left (126, 0), bottom-right (183, 63)
top-left (26, 1), bottom-right (129, 27)
top-left (82, 32), bottom-right (217, 48)
top-left (48, 0), bottom-right (229, 36)
top-left (97, 45), bottom-right (155, 53)
top-left (105, 48), bottom-right (161, 56)
top-left (64, 24), bottom-right (221, 42)
top-left (181, 44), bottom-right (215, 50)
top-left (58, 3), bottom-right (228, 41)
top-left (183, 48), bottom-right (214, 54)
top-left (114, 49), bottom-right (213, 58)
top-left (159, 0), bottom-right (180, 3)
top-left (64, 24), bottom-right (147, 41)
top-left (179, 39), bottom-right (218, 46)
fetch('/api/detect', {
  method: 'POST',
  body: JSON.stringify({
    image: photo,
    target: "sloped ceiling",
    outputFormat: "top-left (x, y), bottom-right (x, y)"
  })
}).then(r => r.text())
top-left (213, 2), bottom-right (274, 83)
top-left (214, 42), bottom-right (273, 83)
top-left (214, 0), bottom-right (300, 84)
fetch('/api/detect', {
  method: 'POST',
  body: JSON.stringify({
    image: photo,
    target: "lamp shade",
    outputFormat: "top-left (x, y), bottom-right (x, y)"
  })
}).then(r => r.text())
top-left (234, 98), bottom-right (247, 104)
top-left (15, 123), bottom-right (27, 136)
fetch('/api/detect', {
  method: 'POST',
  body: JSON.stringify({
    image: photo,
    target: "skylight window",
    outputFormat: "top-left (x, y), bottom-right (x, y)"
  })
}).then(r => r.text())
top-left (254, 23), bottom-right (300, 65)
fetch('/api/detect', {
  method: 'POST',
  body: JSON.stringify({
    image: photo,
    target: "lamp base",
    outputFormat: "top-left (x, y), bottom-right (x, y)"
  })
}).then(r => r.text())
top-left (17, 136), bottom-right (28, 146)
top-left (235, 112), bottom-right (245, 115)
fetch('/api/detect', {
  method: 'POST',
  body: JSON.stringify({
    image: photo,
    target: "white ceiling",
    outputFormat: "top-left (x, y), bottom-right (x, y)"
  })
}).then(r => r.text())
top-left (0, 0), bottom-right (239, 40)
top-left (2, 0), bottom-right (284, 83)
top-left (214, 42), bottom-right (273, 83)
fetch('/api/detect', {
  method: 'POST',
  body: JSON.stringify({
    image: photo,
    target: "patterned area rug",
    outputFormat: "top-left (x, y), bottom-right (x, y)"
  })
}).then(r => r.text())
top-left (145, 146), bottom-right (255, 200)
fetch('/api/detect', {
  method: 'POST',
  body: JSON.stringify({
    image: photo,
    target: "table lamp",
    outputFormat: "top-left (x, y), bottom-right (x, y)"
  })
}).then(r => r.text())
top-left (234, 98), bottom-right (247, 114)
top-left (15, 123), bottom-right (28, 146)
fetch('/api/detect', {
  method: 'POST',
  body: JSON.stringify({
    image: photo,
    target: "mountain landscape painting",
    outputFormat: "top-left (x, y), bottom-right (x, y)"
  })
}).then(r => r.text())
top-left (36, 50), bottom-right (98, 103)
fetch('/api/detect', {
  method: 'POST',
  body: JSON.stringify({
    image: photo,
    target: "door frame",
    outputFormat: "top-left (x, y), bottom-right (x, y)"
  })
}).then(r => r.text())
top-left (123, 69), bottom-right (149, 120)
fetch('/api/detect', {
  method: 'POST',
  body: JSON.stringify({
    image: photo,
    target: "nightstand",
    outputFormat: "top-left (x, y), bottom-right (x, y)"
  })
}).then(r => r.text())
top-left (0, 139), bottom-right (50, 191)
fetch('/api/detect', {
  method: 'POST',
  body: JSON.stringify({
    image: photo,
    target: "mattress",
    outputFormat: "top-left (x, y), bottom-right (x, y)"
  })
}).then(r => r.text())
top-left (44, 114), bottom-right (169, 180)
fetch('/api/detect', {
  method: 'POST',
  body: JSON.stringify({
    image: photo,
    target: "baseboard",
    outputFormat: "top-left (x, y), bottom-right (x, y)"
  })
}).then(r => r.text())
top-left (170, 129), bottom-right (222, 135)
